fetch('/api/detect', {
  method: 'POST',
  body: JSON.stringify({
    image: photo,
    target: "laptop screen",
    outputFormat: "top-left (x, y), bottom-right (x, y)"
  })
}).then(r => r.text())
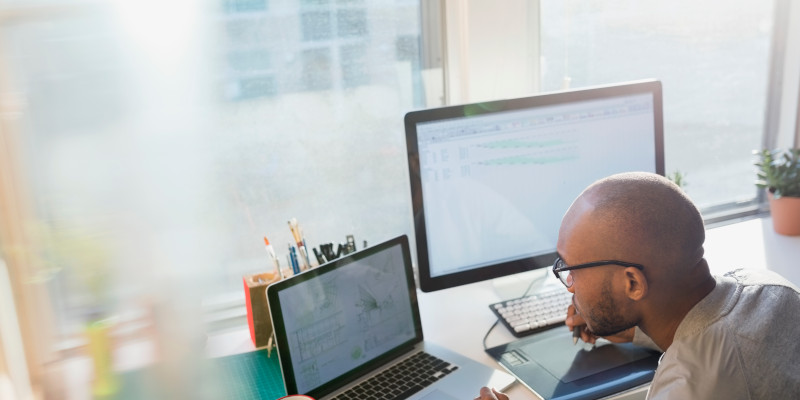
top-left (268, 235), bottom-right (423, 397)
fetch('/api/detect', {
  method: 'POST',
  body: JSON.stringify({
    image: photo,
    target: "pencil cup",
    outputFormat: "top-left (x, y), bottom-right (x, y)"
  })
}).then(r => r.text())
top-left (243, 272), bottom-right (280, 348)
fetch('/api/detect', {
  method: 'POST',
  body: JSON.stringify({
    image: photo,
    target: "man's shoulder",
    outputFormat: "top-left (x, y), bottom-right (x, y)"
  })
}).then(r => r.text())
top-left (722, 268), bottom-right (800, 321)
top-left (653, 269), bottom-right (800, 399)
top-left (723, 268), bottom-right (800, 292)
top-left (723, 269), bottom-right (800, 344)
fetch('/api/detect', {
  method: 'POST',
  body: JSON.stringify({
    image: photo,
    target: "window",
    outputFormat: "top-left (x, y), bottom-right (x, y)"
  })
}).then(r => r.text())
top-left (340, 44), bottom-right (369, 87)
top-left (224, 0), bottom-right (268, 13)
top-left (539, 0), bottom-right (775, 215)
top-left (336, 9), bottom-right (368, 37)
top-left (396, 35), bottom-right (419, 62)
top-left (301, 11), bottom-right (332, 41)
top-left (302, 47), bottom-right (333, 90)
top-left (225, 50), bottom-right (276, 99)
top-left (0, 0), bottom-right (425, 345)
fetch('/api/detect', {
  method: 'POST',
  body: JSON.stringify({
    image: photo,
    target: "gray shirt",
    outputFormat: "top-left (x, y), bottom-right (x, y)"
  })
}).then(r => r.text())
top-left (643, 269), bottom-right (800, 399)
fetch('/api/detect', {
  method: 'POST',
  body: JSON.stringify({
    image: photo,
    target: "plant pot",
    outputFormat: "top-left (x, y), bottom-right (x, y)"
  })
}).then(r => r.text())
top-left (768, 192), bottom-right (800, 236)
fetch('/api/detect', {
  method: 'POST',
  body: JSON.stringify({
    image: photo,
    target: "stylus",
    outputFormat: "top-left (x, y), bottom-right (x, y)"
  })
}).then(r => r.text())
top-left (573, 326), bottom-right (581, 345)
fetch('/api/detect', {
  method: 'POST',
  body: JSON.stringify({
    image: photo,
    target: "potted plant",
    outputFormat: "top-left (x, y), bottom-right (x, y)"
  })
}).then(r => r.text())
top-left (754, 148), bottom-right (800, 235)
top-left (667, 170), bottom-right (688, 189)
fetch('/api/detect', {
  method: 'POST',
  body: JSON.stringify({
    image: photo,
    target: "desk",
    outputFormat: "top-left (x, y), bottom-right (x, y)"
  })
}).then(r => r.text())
top-left (414, 215), bottom-right (800, 400)
top-left (42, 215), bottom-right (800, 400)
top-left (212, 215), bottom-right (800, 400)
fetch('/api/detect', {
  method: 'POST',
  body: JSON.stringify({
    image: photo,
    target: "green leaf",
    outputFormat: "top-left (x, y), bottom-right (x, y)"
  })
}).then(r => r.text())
top-left (754, 148), bottom-right (800, 197)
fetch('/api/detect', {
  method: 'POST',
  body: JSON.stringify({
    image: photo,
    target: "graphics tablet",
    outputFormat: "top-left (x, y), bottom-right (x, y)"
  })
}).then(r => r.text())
top-left (486, 327), bottom-right (661, 400)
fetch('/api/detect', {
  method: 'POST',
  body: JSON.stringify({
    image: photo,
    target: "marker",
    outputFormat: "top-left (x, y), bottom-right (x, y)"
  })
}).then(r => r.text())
top-left (264, 237), bottom-right (283, 279)
top-left (320, 243), bottom-right (335, 262)
top-left (312, 247), bottom-right (326, 265)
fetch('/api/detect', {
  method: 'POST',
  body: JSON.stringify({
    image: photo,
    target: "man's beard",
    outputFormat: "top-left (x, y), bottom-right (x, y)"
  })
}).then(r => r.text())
top-left (583, 279), bottom-right (636, 337)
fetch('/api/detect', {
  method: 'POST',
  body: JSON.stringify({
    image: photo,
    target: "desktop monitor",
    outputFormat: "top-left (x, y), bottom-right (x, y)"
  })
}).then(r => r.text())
top-left (404, 80), bottom-right (664, 292)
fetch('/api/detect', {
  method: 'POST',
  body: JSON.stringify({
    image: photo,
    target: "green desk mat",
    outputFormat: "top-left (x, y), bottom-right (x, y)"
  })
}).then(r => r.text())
top-left (116, 348), bottom-right (287, 399)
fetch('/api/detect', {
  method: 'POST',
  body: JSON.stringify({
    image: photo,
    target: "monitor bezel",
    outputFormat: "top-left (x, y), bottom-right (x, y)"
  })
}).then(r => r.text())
top-left (404, 79), bottom-right (664, 292)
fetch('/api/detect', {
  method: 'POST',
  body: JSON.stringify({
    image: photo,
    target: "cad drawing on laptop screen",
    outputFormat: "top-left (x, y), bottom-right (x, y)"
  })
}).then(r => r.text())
top-left (404, 79), bottom-right (665, 292)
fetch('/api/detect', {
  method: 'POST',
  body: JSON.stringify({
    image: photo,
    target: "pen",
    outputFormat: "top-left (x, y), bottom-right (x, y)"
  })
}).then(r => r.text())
top-left (573, 326), bottom-right (581, 345)
top-left (301, 237), bottom-right (315, 268)
top-left (264, 236), bottom-right (283, 280)
top-left (299, 246), bottom-right (311, 270)
top-left (289, 244), bottom-right (301, 275)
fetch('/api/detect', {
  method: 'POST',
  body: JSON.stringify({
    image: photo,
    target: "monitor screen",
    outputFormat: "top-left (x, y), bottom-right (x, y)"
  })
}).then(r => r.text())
top-left (405, 80), bottom-right (664, 292)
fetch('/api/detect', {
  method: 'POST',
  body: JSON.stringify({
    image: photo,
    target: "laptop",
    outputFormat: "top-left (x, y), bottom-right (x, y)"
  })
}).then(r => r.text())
top-left (267, 235), bottom-right (515, 400)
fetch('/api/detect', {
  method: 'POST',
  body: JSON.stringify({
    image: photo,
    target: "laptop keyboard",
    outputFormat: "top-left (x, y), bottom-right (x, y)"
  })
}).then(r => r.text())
top-left (489, 287), bottom-right (572, 337)
top-left (329, 351), bottom-right (459, 400)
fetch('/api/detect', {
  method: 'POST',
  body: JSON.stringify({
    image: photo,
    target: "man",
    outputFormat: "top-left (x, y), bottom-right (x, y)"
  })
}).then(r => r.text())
top-left (477, 172), bottom-right (800, 399)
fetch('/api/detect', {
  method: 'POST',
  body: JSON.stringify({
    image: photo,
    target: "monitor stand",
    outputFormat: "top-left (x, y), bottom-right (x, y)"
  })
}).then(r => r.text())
top-left (490, 268), bottom-right (554, 301)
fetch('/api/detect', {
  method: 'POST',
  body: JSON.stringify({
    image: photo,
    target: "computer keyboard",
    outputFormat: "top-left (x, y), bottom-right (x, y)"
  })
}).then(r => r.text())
top-left (489, 287), bottom-right (573, 337)
top-left (330, 351), bottom-right (458, 400)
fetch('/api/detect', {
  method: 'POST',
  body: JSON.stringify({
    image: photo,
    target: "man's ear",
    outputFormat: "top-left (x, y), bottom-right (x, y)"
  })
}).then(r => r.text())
top-left (623, 267), bottom-right (648, 301)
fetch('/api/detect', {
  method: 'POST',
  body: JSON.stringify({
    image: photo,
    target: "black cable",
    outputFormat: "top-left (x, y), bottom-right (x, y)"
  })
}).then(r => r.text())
top-left (482, 272), bottom-right (548, 350)
top-left (519, 273), bottom-right (542, 298)
top-left (483, 319), bottom-right (499, 350)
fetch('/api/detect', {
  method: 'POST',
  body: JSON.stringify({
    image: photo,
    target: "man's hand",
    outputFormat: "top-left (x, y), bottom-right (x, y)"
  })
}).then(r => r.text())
top-left (475, 387), bottom-right (509, 400)
top-left (565, 303), bottom-right (635, 344)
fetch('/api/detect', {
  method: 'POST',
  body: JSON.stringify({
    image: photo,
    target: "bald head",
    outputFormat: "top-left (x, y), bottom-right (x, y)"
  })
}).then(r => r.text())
top-left (559, 172), bottom-right (705, 277)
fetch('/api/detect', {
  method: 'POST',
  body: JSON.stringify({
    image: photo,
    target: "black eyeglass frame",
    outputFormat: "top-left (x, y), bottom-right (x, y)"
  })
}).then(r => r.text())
top-left (552, 255), bottom-right (645, 287)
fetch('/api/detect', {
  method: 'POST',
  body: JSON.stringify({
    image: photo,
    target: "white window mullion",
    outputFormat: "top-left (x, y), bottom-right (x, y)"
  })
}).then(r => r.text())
top-left (441, 0), bottom-right (471, 105)
top-left (423, 0), bottom-right (542, 106)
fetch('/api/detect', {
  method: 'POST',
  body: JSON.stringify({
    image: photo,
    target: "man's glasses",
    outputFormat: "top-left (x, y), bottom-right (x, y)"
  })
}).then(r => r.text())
top-left (552, 255), bottom-right (645, 288)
